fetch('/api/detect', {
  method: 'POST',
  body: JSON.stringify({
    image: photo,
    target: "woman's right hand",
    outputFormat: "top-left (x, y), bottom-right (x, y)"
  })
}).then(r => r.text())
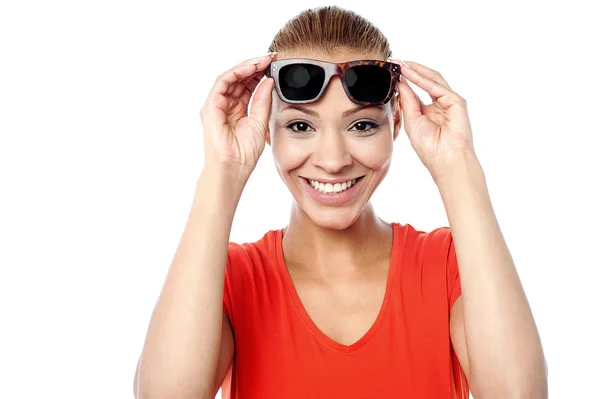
top-left (199, 53), bottom-right (278, 176)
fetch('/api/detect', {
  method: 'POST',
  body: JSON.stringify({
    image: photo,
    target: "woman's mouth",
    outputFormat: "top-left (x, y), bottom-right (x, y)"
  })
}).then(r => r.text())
top-left (304, 176), bottom-right (365, 194)
top-left (299, 176), bottom-right (365, 206)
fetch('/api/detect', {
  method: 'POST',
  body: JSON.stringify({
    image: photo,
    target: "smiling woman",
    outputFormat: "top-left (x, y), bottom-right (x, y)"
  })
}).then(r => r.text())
top-left (133, 5), bottom-right (548, 399)
top-left (270, 84), bottom-right (396, 229)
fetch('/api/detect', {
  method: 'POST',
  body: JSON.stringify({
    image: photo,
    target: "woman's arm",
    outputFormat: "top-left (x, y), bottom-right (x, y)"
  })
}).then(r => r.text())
top-left (437, 150), bottom-right (548, 398)
top-left (134, 166), bottom-right (248, 399)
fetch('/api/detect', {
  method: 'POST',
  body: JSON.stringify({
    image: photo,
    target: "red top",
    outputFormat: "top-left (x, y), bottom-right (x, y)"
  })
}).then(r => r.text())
top-left (221, 222), bottom-right (469, 398)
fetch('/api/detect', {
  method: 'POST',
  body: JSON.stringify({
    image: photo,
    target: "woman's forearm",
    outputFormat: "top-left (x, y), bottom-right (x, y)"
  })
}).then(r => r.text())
top-left (435, 150), bottom-right (547, 398)
top-left (135, 166), bottom-right (248, 398)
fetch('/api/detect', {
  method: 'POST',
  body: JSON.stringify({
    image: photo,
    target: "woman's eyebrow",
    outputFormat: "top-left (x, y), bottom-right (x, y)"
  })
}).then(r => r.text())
top-left (282, 104), bottom-right (385, 118)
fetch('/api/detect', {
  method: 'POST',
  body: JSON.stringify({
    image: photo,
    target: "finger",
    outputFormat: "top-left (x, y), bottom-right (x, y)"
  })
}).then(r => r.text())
top-left (229, 80), bottom-right (253, 101)
top-left (208, 54), bottom-right (278, 108)
top-left (229, 70), bottom-right (264, 98)
top-left (238, 85), bottom-right (255, 108)
top-left (226, 66), bottom-right (270, 95)
top-left (389, 57), bottom-right (445, 103)
top-left (396, 77), bottom-right (423, 127)
top-left (399, 66), bottom-right (453, 104)
top-left (248, 77), bottom-right (275, 137)
top-left (233, 52), bottom-right (278, 69)
top-left (230, 53), bottom-right (278, 82)
top-left (234, 79), bottom-right (260, 108)
top-left (243, 75), bottom-right (264, 100)
top-left (398, 60), bottom-right (451, 90)
top-left (237, 77), bottom-right (269, 112)
top-left (396, 61), bottom-right (468, 111)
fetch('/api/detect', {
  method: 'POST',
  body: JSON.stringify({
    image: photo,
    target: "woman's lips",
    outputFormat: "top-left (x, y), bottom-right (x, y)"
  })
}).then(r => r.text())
top-left (300, 176), bottom-right (364, 206)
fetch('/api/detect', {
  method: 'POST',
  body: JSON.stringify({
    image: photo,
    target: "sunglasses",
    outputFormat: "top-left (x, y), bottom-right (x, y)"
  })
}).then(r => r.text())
top-left (264, 58), bottom-right (401, 105)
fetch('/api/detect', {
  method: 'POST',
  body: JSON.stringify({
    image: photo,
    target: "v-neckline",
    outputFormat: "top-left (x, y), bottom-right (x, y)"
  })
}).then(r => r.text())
top-left (274, 223), bottom-right (399, 354)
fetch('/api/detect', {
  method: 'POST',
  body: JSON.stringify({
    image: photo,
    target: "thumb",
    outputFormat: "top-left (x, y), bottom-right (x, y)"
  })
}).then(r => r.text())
top-left (248, 77), bottom-right (274, 137)
top-left (397, 78), bottom-right (422, 128)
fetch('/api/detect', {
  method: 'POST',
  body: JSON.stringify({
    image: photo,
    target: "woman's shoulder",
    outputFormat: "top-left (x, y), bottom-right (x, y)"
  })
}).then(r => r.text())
top-left (226, 227), bottom-right (283, 270)
top-left (392, 220), bottom-right (449, 233)
top-left (228, 227), bottom-right (281, 252)
top-left (391, 221), bottom-right (452, 251)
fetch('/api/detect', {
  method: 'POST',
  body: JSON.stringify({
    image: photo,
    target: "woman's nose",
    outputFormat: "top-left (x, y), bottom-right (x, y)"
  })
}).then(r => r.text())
top-left (312, 130), bottom-right (352, 174)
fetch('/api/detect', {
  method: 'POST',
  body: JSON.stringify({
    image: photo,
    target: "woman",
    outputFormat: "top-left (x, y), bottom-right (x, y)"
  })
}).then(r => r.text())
top-left (134, 6), bottom-right (547, 399)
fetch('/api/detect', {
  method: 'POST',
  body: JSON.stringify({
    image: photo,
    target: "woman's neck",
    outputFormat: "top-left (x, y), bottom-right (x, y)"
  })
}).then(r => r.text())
top-left (282, 201), bottom-right (393, 278)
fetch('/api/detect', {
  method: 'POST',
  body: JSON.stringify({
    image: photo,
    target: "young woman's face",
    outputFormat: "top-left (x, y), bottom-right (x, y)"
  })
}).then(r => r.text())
top-left (268, 52), bottom-right (402, 230)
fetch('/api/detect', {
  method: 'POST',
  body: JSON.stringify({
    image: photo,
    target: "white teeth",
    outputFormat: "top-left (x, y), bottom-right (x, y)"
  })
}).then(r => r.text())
top-left (308, 178), bottom-right (361, 194)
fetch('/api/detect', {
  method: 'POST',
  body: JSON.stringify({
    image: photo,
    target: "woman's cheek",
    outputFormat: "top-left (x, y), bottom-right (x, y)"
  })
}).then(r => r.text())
top-left (349, 134), bottom-right (394, 169)
top-left (271, 133), bottom-right (311, 172)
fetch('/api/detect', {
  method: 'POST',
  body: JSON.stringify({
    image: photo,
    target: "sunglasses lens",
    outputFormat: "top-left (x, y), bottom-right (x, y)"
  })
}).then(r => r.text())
top-left (346, 65), bottom-right (392, 103)
top-left (279, 64), bottom-right (325, 101)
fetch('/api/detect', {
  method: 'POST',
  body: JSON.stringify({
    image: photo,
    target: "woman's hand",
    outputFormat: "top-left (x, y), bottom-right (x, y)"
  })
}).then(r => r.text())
top-left (390, 59), bottom-right (475, 179)
top-left (200, 53), bottom-right (278, 176)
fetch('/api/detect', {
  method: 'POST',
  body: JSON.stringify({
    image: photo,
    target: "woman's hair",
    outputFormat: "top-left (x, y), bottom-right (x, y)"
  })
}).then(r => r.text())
top-left (267, 5), bottom-right (398, 111)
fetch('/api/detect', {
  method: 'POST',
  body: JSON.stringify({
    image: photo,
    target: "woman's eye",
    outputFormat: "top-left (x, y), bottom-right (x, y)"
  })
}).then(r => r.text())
top-left (285, 121), bottom-right (313, 133)
top-left (285, 121), bottom-right (380, 134)
top-left (351, 121), bottom-right (380, 133)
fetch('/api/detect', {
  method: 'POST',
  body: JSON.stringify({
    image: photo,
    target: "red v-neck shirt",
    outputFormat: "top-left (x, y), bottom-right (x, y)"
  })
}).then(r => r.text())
top-left (221, 222), bottom-right (469, 398)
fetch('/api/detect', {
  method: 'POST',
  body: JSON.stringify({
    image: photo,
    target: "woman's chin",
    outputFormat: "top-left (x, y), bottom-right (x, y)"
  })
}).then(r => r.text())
top-left (289, 179), bottom-right (374, 230)
top-left (305, 207), bottom-right (361, 231)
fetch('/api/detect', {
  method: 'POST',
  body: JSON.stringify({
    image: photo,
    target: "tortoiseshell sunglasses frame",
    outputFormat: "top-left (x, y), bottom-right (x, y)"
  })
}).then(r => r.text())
top-left (264, 58), bottom-right (402, 105)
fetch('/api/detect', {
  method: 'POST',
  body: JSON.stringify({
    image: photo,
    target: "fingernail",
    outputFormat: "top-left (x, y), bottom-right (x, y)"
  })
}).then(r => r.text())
top-left (243, 55), bottom-right (262, 65)
top-left (398, 59), bottom-right (413, 70)
top-left (267, 51), bottom-right (278, 58)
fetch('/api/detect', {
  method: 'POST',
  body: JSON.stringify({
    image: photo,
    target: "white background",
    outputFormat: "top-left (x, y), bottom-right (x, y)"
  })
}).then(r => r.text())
top-left (1, 1), bottom-right (598, 398)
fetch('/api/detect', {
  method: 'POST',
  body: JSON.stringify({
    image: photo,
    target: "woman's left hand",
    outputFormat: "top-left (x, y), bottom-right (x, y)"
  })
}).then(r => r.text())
top-left (389, 59), bottom-right (475, 178)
